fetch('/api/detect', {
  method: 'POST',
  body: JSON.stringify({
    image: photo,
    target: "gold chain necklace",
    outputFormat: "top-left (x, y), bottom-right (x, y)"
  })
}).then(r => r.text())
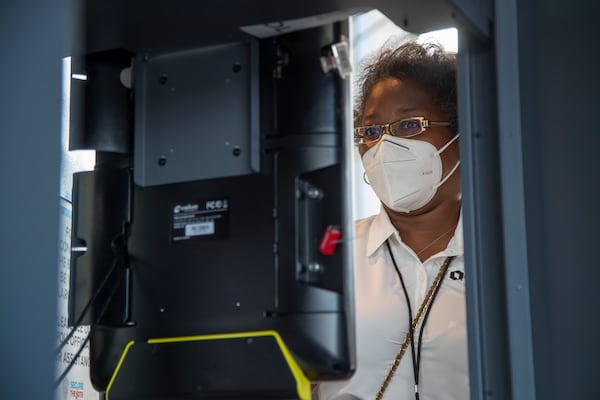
top-left (415, 223), bottom-right (458, 257)
top-left (375, 255), bottom-right (454, 400)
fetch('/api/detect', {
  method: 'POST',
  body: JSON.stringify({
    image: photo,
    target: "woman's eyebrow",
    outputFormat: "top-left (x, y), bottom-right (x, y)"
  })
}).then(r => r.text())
top-left (394, 106), bottom-right (421, 114)
top-left (361, 108), bottom-right (423, 125)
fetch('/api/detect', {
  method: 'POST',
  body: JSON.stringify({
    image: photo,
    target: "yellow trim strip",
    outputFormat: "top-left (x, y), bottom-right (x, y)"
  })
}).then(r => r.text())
top-left (105, 330), bottom-right (310, 400)
top-left (105, 340), bottom-right (135, 400)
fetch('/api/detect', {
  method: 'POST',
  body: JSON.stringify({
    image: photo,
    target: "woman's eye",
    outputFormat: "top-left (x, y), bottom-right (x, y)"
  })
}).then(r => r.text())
top-left (399, 119), bottom-right (422, 135)
top-left (365, 127), bottom-right (382, 140)
top-left (402, 120), bottom-right (419, 129)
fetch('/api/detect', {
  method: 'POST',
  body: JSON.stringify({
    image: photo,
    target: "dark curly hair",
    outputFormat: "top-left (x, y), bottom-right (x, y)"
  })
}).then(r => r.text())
top-left (354, 41), bottom-right (457, 132)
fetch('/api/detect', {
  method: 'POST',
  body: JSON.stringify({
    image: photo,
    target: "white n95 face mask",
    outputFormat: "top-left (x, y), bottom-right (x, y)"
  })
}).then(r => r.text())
top-left (362, 134), bottom-right (460, 213)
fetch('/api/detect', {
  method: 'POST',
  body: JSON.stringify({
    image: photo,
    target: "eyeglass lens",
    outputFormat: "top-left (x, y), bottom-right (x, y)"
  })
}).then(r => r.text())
top-left (397, 119), bottom-right (423, 136)
top-left (364, 126), bottom-right (384, 142)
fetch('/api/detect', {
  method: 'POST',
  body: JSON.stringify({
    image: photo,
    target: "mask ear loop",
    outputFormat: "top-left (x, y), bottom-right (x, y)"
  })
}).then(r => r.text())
top-left (435, 160), bottom-right (461, 189)
top-left (434, 134), bottom-right (460, 190)
top-left (436, 133), bottom-right (460, 155)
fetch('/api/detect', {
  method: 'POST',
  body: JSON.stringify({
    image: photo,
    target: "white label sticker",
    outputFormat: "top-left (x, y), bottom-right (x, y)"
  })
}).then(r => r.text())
top-left (171, 197), bottom-right (228, 242)
top-left (185, 221), bottom-right (215, 237)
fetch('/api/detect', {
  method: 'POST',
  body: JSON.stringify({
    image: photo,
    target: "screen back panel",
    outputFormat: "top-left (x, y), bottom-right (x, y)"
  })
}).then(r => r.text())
top-left (75, 21), bottom-right (355, 397)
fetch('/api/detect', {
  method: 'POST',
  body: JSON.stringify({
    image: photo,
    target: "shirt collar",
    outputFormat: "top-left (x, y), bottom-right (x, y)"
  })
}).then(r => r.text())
top-left (365, 206), bottom-right (399, 257)
top-left (365, 206), bottom-right (464, 258)
top-left (443, 211), bottom-right (464, 257)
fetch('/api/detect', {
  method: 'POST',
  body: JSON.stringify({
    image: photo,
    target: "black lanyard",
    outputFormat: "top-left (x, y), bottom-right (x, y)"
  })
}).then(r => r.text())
top-left (385, 240), bottom-right (453, 400)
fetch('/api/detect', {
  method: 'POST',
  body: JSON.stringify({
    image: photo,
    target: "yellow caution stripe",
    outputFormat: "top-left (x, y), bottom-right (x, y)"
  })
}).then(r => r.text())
top-left (105, 330), bottom-right (310, 400)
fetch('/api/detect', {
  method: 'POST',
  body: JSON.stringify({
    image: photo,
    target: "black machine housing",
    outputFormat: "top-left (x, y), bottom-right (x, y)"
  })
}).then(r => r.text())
top-left (69, 18), bottom-right (355, 400)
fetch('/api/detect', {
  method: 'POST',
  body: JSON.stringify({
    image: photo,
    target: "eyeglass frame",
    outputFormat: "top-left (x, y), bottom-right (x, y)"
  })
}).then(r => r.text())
top-left (353, 116), bottom-right (452, 145)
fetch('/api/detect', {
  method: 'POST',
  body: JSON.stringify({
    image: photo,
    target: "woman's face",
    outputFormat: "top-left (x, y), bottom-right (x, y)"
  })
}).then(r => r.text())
top-left (358, 77), bottom-right (461, 212)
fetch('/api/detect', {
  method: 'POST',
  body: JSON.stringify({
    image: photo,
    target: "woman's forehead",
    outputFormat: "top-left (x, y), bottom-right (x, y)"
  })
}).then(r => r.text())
top-left (362, 78), bottom-right (437, 122)
top-left (366, 78), bottom-right (432, 102)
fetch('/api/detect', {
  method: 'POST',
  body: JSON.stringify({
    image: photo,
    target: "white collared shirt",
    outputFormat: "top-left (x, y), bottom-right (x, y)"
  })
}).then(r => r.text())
top-left (317, 208), bottom-right (469, 400)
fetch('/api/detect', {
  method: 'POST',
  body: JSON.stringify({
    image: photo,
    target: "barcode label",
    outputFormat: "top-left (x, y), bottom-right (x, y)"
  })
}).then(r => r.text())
top-left (171, 197), bottom-right (228, 242)
top-left (185, 222), bottom-right (215, 237)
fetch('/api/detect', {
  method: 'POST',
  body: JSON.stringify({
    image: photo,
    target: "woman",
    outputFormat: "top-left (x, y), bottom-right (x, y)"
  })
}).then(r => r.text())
top-left (317, 41), bottom-right (468, 400)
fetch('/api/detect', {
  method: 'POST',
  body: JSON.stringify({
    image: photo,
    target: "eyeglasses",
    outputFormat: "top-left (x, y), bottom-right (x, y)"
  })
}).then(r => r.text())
top-left (354, 116), bottom-right (452, 145)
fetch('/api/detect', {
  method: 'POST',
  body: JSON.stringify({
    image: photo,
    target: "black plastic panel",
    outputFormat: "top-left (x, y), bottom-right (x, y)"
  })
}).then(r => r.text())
top-left (71, 22), bottom-right (355, 398)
